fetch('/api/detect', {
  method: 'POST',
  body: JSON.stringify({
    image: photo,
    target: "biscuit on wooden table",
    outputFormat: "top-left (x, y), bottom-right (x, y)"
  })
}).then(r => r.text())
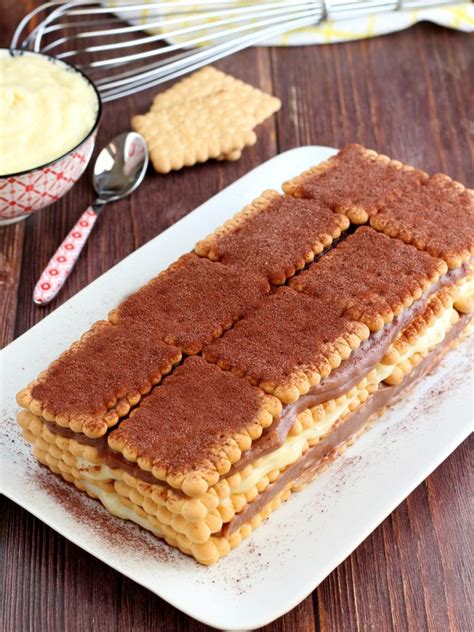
top-left (133, 66), bottom-right (281, 169)
top-left (151, 66), bottom-right (281, 126)
top-left (132, 91), bottom-right (257, 173)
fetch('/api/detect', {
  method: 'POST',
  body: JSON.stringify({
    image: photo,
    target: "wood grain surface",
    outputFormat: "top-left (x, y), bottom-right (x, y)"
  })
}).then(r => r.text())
top-left (1, 2), bottom-right (473, 631)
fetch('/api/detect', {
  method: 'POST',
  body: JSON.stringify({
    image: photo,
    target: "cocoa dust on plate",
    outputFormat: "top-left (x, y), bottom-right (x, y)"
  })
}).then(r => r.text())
top-left (32, 466), bottom-right (178, 564)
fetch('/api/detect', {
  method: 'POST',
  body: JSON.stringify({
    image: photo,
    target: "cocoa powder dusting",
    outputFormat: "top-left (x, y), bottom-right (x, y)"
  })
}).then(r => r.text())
top-left (296, 144), bottom-right (428, 213)
top-left (204, 287), bottom-right (357, 386)
top-left (209, 195), bottom-right (345, 283)
top-left (31, 320), bottom-right (180, 422)
top-left (374, 177), bottom-right (474, 261)
top-left (108, 356), bottom-right (268, 473)
top-left (294, 144), bottom-right (473, 264)
top-left (112, 253), bottom-right (270, 353)
top-left (32, 466), bottom-right (178, 563)
top-left (291, 227), bottom-right (442, 319)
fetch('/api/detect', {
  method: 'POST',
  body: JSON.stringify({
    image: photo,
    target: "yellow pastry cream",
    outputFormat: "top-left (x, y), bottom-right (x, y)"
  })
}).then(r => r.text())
top-left (0, 52), bottom-right (99, 175)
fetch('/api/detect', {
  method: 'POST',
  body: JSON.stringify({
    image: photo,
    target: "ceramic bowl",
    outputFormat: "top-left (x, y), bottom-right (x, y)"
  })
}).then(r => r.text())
top-left (0, 49), bottom-right (101, 226)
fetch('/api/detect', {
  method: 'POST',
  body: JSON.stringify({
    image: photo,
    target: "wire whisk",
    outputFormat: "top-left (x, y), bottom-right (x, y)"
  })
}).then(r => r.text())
top-left (11, 1), bottom-right (461, 101)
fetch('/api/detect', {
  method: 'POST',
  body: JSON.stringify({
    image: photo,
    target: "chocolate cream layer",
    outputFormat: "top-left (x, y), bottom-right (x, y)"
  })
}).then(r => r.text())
top-left (225, 263), bottom-right (469, 474)
top-left (40, 263), bottom-right (469, 489)
top-left (223, 312), bottom-right (471, 536)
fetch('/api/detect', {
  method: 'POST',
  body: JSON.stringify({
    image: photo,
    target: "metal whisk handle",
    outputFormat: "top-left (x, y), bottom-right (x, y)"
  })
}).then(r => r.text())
top-left (12, 1), bottom-right (463, 101)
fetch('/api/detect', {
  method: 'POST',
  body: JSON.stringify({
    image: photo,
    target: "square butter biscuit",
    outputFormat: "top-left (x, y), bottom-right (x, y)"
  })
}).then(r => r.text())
top-left (290, 227), bottom-right (448, 332)
top-left (16, 321), bottom-right (181, 438)
top-left (195, 191), bottom-right (349, 285)
top-left (283, 144), bottom-right (427, 223)
top-left (283, 144), bottom-right (474, 269)
top-left (132, 90), bottom-right (257, 173)
top-left (369, 175), bottom-right (474, 270)
top-left (107, 356), bottom-right (282, 497)
top-left (151, 66), bottom-right (281, 130)
top-left (203, 287), bottom-right (370, 404)
top-left (109, 253), bottom-right (270, 355)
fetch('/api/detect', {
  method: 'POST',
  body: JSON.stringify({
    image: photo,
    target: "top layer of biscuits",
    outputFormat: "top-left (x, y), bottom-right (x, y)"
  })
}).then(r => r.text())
top-left (17, 144), bottom-right (474, 493)
top-left (289, 227), bottom-right (447, 331)
top-left (108, 253), bottom-right (270, 354)
top-left (195, 190), bottom-right (349, 285)
top-left (283, 144), bottom-right (473, 268)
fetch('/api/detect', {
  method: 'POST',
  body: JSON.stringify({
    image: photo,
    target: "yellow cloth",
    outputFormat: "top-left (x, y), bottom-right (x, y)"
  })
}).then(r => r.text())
top-left (108, 2), bottom-right (474, 45)
top-left (272, 4), bottom-right (474, 44)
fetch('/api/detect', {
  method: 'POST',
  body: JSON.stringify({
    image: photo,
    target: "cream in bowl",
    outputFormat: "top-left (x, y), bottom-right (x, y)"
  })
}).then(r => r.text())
top-left (0, 49), bottom-right (101, 225)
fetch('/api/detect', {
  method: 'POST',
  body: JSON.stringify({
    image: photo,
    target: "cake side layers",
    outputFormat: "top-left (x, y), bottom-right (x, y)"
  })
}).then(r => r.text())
top-left (17, 312), bottom-right (472, 564)
top-left (18, 281), bottom-right (471, 539)
top-left (224, 311), bottom-right (471, 536)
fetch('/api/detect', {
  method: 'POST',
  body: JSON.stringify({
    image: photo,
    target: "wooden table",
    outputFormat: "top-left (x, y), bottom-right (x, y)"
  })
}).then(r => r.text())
top-left (2, 3), bottom-right (473, 630)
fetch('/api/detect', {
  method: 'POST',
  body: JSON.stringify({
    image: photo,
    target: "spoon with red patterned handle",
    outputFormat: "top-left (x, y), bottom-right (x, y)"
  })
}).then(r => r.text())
top-left (33, 131), bottom-right (148, 305)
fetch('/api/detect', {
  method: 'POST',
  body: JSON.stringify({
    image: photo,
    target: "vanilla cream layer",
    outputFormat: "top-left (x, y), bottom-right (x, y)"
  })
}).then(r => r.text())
top-left (0, 53), bottom-right (98, 174)
top-left (393, 305), bottom-right (456, 366)
top-left (453, 274), bottom-right (474, 312)
top-left (230, 387), bottom-right (373, 495)
top-left (76, 458), bottom-right (116, 482)
top-left (84, 481), bottom-right (163, 537)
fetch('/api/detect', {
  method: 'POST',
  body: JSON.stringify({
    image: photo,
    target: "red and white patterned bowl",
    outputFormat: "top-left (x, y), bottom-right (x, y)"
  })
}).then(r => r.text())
top-left (0, 49), bottom-right (102, 226)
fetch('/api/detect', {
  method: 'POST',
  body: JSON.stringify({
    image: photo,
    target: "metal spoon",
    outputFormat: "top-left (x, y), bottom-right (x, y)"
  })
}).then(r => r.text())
top-left (33, 131), bottom-right (148, 305)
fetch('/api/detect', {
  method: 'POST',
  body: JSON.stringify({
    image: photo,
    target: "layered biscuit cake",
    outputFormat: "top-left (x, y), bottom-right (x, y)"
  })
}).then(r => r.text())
top-left (17, 145), bottom-right (474, 564)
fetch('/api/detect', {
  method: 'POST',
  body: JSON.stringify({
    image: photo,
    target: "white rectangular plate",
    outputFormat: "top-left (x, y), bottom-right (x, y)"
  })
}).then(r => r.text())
top-left (1, 146), bottom-right (472, 631)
